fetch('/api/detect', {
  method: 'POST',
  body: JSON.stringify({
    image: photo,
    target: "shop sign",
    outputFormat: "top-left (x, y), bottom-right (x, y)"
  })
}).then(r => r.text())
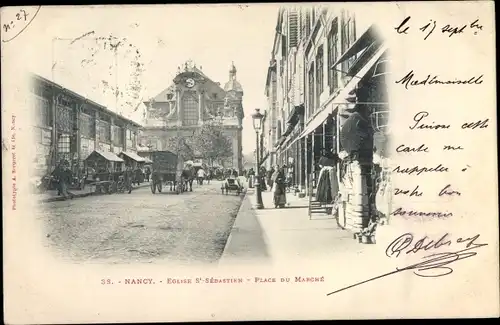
top-left (41, 129), bottom-right (52, 145)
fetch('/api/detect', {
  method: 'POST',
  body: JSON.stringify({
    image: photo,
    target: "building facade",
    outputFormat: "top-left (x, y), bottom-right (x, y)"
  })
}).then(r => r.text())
top-left (140, 61), bottom-right (244, 170)
top-left (263, 5), bottom-right (391, 236)
top-left (31, 74), bottom-right (141, 178)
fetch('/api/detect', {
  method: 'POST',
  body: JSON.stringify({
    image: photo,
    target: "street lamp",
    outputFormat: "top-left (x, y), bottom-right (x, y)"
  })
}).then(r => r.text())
top-left (251, 108), bottom-right (265, 209)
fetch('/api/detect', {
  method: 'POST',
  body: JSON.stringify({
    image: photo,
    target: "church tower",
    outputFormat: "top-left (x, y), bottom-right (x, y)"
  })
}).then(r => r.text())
top-left (223, 62), bottom-right (244, 171)
top-left (223, 62), bottom-right (244, 126)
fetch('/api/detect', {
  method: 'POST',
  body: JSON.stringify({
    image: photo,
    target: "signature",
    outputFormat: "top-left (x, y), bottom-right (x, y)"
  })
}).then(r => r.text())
top-left (326, 233), bottom-right (487, 296)
top-left (2, 6), bottom-right (41, 43)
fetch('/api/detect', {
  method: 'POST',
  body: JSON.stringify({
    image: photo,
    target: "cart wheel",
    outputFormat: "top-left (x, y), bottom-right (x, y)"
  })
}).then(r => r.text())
top-left (157, 181), bottom-right (162, 193)
top-left (151, 180), bottom-right (156, 194)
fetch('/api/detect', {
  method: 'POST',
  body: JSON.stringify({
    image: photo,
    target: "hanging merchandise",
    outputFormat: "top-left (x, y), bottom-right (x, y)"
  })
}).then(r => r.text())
top-left (340, 111), bottom-right (371, 154)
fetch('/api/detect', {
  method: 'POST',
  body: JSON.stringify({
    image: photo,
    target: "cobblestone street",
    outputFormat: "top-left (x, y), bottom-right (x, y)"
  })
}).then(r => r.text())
top-left (38, 181), bottom-right (244, 264)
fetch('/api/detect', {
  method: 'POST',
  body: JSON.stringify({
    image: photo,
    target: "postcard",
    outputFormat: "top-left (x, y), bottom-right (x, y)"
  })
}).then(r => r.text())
top-left (2, 2), bottom-right (498, 323)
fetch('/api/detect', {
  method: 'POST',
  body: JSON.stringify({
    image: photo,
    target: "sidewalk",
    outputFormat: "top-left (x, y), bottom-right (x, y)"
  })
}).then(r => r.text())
top-left (220, 187), bottom-right (367, 266)
top-left (36, 182), bottom-right (151, 203)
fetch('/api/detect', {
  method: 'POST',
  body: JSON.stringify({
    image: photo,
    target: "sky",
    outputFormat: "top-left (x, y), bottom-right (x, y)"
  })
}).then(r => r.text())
top-left (25, 4), bottom-right (280, 155)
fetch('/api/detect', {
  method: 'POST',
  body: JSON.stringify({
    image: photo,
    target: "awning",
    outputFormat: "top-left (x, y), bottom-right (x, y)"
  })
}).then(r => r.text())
top-left (120, 151), bottom-right (146, 162)
top-left (259, 152), bottom-right (269, 166)
top-left (298, 106), bottom-right (336, 140)
top-left (298, 44), bottom-right (388, 141)
top-left (143, 158), bottom-right (153, 164)
top-left (286, 104), bottom-right (305, 125)
top-left (330, 24), bottom-right (379, 69)
top-left (92, 150), bottom-right (124, 162)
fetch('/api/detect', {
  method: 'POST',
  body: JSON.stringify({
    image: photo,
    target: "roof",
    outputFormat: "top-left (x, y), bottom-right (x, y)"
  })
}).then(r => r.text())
top-left (149, 84), bottom-right (176, 103)
top-left (224, 79), bottom-right (243, 92)
top-left (120, 151), bottom-right (146, 162)
top-left (89, 150), bottom-right (124, 162)
top-left (31, 73), bottom-right (142, 128)
top-left (147, 67), bottom-right (225, 104)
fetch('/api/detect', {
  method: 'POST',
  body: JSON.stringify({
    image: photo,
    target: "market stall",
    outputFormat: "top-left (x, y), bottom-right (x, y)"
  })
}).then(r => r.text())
top-left (119, 151), bottom-right (146, 183)
top-left (84, 150), bottom-right (124, 193)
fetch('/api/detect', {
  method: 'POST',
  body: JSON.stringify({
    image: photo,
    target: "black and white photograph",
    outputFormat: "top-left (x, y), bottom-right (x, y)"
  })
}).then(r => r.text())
top-left (2, 2), bottom-right (497, 323)
top-left (29, 5), bottom-right (391, 265)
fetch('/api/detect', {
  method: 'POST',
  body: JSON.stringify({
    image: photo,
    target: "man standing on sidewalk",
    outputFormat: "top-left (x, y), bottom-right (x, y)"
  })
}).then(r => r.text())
top-left (55, 160), bottom-right (74, 200)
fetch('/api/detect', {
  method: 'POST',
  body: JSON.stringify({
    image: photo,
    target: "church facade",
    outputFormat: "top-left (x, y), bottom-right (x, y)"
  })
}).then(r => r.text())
top-left (139, 61), bottom-right (244, 170)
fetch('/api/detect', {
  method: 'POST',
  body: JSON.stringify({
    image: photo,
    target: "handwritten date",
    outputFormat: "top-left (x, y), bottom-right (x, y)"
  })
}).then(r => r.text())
top-left (395, 16), bottom-right (484, 40)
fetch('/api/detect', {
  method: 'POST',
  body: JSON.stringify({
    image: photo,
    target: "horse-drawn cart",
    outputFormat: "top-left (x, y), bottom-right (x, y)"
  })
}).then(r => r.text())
top-left (221, 177), bottom-right (244, 195)
top-left (150, 150), bottom-right (184, 194)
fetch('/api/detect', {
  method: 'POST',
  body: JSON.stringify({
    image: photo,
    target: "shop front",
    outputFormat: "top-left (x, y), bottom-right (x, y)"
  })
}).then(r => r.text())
top-left (330, 27), bottom-right (391, 241)
top-left (119, 150), bottom-right (147, 183)
top-left (84, 150), bottom-right (124, 183)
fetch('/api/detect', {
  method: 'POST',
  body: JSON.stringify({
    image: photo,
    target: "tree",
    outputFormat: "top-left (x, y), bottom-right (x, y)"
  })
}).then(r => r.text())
top-left (193, 120), bottom-right (233, 166)
top-left (164, 135), bottom-right (196, 161)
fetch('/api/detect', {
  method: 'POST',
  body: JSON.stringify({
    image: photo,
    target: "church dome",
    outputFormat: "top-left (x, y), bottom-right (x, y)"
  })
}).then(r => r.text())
top-left (224, 79), bottom-right (243, 92)
top-left (224, 61), bottom-right (243, 92)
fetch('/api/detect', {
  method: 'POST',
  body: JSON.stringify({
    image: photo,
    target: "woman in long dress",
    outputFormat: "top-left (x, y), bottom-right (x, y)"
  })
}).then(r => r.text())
top-left (272, 166), bottom-right (287, 208)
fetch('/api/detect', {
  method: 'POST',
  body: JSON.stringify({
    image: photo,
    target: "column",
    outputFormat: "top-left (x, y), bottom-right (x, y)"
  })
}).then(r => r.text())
top-left (198, 90), bottom-right (203, 125)
top-left (311, 130), bottom-right (315, 191)
top-left (50, 90), bottom-right (57, 168)
top-left (322, 121), bottom-right (326, 149)
top-left (110, 116), bottom-right (115, 153)
top-left (94, 111), bottom-right (100, 150)
top-left (76, 103), bottom-right (82, 174)
top-left (176, 88), bottom-right (182, 127)
top-left (122, 125), bottom-right (127, 152)
top-left (304, 134), bottom-right (308, 195)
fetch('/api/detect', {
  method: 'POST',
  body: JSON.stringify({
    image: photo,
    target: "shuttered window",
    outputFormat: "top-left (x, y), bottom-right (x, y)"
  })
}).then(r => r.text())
top-left (99, 121), bottom-right (111, 143)
top-left (341, 11), bottom-right (357, 73)
top-left (288, 10), bottom-right (298, 48)
top-left (113, 125), bottom-right (123, 146)
top-left (316, 46), bottom-right (324, 100)
top-left (308, 63), bottom-right (315, 117)
top-left (328, 19), bottom-right (339, 93)
top-left (56, 104), bottom-right (74, 134)
top-left (80, 112), bottom-right (94, 138)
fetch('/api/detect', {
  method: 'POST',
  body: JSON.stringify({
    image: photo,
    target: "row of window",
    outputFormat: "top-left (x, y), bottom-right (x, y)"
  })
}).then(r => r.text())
top-left (306, 12), bottom-right (357, 118)
top-left (32, 94), bottom-right (137, 147)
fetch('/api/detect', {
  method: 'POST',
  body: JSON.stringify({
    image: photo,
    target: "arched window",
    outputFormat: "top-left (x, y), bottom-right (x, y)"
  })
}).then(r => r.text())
top-left (182, 91), bottom-right (199, 126)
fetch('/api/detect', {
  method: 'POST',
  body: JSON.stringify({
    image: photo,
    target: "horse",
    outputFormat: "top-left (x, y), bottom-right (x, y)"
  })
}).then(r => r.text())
top-left (181, 167), bottom-right (194, 192)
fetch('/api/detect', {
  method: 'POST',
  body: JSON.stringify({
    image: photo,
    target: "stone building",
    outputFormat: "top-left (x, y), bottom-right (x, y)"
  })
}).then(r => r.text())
top-left (263, 5), bottom-right (391, 238)
top-left (140, 61), bottom-right (244, 170)
top-left (31, 73), bottom-right (142, 178)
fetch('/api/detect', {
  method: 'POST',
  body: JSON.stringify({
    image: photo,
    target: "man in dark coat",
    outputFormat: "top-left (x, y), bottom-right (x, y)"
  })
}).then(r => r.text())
top-left (54, 160), bottom-right (74, 199)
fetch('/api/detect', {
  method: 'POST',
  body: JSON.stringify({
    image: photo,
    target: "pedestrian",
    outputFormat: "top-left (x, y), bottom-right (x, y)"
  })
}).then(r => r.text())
top-left (58, 161), bottom-right (74, 200)
top-left (134, 167), bottom-right (142, 186)
top-left (267, 166), bottom-right (275, 190)
top-left (145, 167), bottom-right (151, 182)
top-left (52, 161), bottom-right (64, 196)
top-left (259, 166), bottom-right (267, 191)
top-left (197, 167), bottom-right (206, 185)
top-left (206, 168), bottom-right (213, 184)
top-left (124, 164), bottom-right (133, 193)
top-left (272, 165), bottom-right (287, 208)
